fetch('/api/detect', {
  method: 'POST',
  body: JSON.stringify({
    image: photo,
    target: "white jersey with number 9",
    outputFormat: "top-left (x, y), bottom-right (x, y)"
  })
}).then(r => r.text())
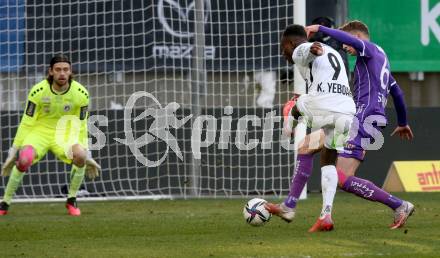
top-left (292, 42), bottom-right (355, 116)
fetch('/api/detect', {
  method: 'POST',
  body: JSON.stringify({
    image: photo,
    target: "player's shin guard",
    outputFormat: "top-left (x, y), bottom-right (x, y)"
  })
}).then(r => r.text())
top-left (320, 165), bottom-right (337, 217)
top-left (2, 166), bottom-right (25, 205)
top-left (341, 176), bottom-right (403, 210)
top-left (68, 165), bottom-right (85, 198)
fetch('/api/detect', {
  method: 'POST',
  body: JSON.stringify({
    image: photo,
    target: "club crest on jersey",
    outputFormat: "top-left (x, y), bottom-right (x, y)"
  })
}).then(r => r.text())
top-left (64, 104), bottom-right (72, 112)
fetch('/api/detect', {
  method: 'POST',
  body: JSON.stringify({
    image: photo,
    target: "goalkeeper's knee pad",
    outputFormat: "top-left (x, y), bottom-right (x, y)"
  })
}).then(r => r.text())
top-left (16, 146), bottom-right (35, 172)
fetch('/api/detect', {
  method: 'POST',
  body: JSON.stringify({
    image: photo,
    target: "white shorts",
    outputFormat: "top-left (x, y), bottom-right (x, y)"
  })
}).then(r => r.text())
top-left (296, 94), bottom-right (355, 150)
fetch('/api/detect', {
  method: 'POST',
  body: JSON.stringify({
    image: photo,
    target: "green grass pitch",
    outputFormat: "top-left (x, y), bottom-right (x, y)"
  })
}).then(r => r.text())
top-left (1, 192), bottom-right (439, 258)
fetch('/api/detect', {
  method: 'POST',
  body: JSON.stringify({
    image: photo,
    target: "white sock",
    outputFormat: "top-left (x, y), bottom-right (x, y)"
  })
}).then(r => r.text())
top-left (320, 165), bottom-right (338, 218)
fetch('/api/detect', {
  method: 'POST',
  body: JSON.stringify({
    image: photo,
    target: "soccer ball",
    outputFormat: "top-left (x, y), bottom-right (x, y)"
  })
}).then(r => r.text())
top-left (243, 198), bottom-right (271, 226)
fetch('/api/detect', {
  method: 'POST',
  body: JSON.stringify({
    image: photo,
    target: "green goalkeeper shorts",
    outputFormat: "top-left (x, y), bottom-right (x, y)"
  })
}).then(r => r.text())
top-left (20, 126), bottom-right (86, 164)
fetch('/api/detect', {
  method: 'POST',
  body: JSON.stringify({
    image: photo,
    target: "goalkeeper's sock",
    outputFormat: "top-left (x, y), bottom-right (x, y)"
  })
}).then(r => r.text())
top-left (320, 165), bottom-right (337, 218)
top-left (2, 166), bottom-right (25, 205)
top-left (68, 165), bottom-right (85, 198)
top-left (284, 154), bottom-right (313, 208)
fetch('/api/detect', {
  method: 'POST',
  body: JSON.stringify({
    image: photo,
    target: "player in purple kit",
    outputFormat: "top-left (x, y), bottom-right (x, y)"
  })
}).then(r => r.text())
top-left (305, 20), bottom-right (415, 230)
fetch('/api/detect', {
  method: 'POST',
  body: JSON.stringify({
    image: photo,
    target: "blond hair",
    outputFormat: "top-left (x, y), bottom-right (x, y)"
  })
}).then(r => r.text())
top-left (339, 20), bottom-right (369, 36)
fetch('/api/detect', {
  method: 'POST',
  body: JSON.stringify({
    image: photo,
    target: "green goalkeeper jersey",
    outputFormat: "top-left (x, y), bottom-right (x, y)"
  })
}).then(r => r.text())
top-left (13, 79), bottom-right (89, 149)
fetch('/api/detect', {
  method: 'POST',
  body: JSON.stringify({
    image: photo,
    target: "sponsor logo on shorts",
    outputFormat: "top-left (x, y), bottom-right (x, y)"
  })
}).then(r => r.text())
top-left (341, 149), bottom-right (352, 154)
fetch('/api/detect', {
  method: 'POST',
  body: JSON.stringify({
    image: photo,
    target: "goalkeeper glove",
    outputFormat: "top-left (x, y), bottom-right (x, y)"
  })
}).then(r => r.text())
top-left (282, 95), bottom-right (300, 137)
top-left (85, 157), bottom-right (101, 180)
top-left (86, 155), bottom-right (101, 180)
top-left (1, 146), bottom-right (18, 177)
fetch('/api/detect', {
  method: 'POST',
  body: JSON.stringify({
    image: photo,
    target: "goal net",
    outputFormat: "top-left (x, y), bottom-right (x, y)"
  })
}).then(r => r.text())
top-left (0, 0), bottom-right (299, 201)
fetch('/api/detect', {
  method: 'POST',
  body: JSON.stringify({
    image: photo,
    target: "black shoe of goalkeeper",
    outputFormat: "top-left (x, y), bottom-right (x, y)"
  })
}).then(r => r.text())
top-left (0, 201), bottom-right (9, 215)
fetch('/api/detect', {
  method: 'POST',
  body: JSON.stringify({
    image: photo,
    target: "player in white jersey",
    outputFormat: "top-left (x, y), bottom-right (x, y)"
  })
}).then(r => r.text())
top-left (266, 25), bottom-right (355, 232)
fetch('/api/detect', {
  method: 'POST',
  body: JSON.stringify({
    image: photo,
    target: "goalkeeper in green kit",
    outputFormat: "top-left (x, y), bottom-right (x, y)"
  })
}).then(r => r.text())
top-left (0, 54), bottom-right (101, 216)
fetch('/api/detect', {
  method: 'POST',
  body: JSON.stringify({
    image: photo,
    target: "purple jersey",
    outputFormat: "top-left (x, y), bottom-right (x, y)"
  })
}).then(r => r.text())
top-left (352, 42), bottom-right (393, 123)
top-left (319, 26), bottom-right (395, 124)
top-left (319, 26), bottom-right (409, 161)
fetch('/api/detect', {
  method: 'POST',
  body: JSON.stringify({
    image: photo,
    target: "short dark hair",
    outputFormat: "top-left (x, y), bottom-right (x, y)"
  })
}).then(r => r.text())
top-left (283, 24), bottom-right (307, 39)
top-left (50, 54), bottom-right (71, 68)
top-left (311, 16), bottom-right (334, 28)
top-left (339, 20), bottom-right (369, 36)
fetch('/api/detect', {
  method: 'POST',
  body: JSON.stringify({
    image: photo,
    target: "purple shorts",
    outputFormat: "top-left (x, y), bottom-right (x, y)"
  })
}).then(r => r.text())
top-left (338, 121), bottom-right (385, 161)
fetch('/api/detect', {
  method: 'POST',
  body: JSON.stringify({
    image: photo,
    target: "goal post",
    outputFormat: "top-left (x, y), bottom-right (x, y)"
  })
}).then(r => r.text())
top-left (294, 0), bottom-right (308, 200)
top-left (0, 0), bottom-right (308, 201)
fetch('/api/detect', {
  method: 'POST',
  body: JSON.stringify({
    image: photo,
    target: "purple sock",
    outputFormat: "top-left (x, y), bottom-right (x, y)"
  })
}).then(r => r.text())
top-left (284, 154), bottom-right (313, 208)
top-left (341, 176), bottom-right (403, 210)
